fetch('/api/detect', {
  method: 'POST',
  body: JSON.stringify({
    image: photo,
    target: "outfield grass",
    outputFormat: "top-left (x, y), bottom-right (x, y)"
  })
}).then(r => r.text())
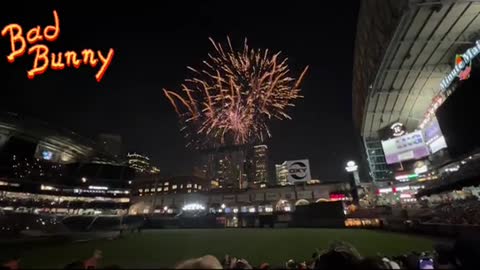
top-left (5, 229), bottom-right (435, 268)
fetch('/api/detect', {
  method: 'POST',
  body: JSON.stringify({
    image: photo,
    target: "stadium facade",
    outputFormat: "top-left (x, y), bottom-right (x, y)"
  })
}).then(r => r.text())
top-left (129, 181), bottom-right (352, 215)
top-left (353, 0), bottom-right (480, 187)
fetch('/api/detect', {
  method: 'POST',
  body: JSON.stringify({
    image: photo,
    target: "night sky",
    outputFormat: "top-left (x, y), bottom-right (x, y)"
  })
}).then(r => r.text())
top-left (0, 1), bottom-right (362, 180)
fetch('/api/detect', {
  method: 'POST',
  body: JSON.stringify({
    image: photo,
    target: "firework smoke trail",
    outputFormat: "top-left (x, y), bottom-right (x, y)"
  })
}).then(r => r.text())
top-left (164, 37), bottom-right (308, 149)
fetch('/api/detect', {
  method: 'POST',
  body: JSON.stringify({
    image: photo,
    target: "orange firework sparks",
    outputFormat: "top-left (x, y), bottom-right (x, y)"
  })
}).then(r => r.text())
top-left (164, 37), bottom-right (308, 149)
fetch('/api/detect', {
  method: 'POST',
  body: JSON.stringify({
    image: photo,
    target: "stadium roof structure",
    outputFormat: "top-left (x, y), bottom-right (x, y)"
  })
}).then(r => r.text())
top-left (0, 112), bottom-right (117, 163)
top-left (358, 1), bottom-right (480, 139)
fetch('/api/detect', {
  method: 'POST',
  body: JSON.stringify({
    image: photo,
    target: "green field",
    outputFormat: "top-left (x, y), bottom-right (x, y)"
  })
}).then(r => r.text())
top-left (5, 229), bottom-right (436, 268)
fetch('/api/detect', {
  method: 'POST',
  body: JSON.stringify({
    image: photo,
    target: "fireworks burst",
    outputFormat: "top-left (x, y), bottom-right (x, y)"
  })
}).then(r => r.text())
top-left (164, 37), bottom-right (308, 149)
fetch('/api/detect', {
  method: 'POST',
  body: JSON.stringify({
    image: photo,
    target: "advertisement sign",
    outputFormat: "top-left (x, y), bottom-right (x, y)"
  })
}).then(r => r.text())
top-left (286, 159), bottom-right (311, 183)
top-left (378, 122), bottom-right (406, 140)
top-left (422, 118), bottom-right (447, 154)
top-left (429, 136), bottom-right (447, 154)
top-left (440, 40), bottom-right (480, 90)
top-left (456, 54), bottom-right (472, 81)
top-left (390, 122), bottom-right (406, 137)
top-left (381, 131), bottom-right (430, 164)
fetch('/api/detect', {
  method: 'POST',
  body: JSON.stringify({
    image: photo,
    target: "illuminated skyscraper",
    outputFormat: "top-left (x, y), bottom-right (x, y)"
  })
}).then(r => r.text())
top-left (275, 162), bottom-right (288, 186)
top-left (253, 145), bottom-right (269, 184)
top-left (127, 153), bottom-right (160, 175)
top-left (196, 147), bottom-right (247, 190)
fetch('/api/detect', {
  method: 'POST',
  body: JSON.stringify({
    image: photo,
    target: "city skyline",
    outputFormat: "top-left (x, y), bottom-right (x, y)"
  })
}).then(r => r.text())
top-left (0, 1), bottom-right (362, 180)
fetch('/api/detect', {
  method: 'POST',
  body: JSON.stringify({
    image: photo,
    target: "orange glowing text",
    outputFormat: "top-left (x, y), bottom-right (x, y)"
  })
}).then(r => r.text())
top-left (0, 10), bottom-right (114, 82)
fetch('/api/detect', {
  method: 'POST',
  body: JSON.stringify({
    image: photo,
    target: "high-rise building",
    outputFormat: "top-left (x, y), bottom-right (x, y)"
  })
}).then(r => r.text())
top-left (196, 147), bottom-right (247, 190)
top-left (275, 162), bottom-right (288, 186)
top-left (253, 145), bottom-right (268, 184)
top-left (192, 165), bottom-right (207, 179)
top-left (98, 134), bottom-right (123, 159)
top-left (127, 152), bottom-right (160, 175)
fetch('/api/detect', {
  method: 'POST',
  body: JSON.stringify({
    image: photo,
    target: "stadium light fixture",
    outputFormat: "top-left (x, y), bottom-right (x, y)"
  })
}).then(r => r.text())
top-left (182, 203), bottom-right (206, 211)
top-left (81, 177), bottom-right (87, 183)
top-left (345, 161), bottom-right (358, 172)
top-left (221, 203), bottom-right (226, 209)
top-left (88, 185), bottom-right (108, 190)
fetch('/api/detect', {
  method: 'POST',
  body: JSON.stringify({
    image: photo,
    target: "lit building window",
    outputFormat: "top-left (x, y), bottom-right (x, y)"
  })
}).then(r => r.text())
top-left (198, 185), bottom-right (202, 190)
top-left (164, 182), bottom-right (169, 186)
top-left (187, 183), bottom-right (192, 188)
top-left (194, 184), bottom-right (197, 189)
top-left (180, 184), bottom-right (183, 189)
top-left (188, 189), bottom-right (192, 193)
top-left (157, 187), bottom-right (162, 192)
top-left (138, 189), bottom-right (143, 193)
top-left (172, 185), bottom-right (177, 190)
top-left (164, 187), bottom-right (169, 192)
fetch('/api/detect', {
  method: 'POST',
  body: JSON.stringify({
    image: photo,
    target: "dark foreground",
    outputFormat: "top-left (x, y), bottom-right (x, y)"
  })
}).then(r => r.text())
top-left (1, 228), bottom-right (435, 268)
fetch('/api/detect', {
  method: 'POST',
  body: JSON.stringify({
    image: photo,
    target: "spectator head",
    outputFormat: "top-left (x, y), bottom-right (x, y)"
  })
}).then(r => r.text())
top-left (313, 241), bottom-right (362, 270)
top-left (314, 250), bottom-right (360, 270)
top-left (259, 262), bottom-right (270, 270)
top-left (285, 259), bottom-right (296, 269)
top-left (175, 255), bottom-right (222, 269)
top-left (232, 258), bottom-right (252, 269)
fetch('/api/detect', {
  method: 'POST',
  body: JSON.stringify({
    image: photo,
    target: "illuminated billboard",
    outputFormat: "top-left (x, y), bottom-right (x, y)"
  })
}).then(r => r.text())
top-left (422, 118), bottom-right (447, 154)
top-left (286, 159), bottom-right (311, 183)
top-left (440, 40), bottom-right (480, 91)
top-left (381, 131), bottom-right (430, 164)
